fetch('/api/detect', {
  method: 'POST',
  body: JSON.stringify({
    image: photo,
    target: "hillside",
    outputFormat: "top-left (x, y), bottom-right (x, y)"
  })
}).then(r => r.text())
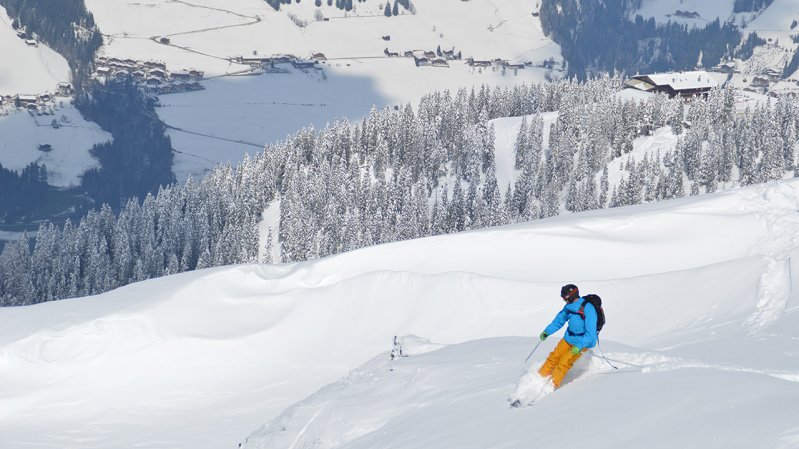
top-left (81, 0), bottom-right (562, 181)
top-left (0, 103), bottom-right (111, 188)
top-left (1, 0), bottom-right (562, 231)
top-left (242, 335), bottom-right (799, 449)
top-left (2, 179), bottom-right (798, 449)
top-left (0, 5), bottom-right (110, 191)
top-left (0, 6), bottom-right (70, 96)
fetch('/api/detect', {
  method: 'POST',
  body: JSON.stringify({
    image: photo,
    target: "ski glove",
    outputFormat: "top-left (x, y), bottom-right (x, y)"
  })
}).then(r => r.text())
top-left (571, 346), bottom-right (581, 355)
top-left (539, 332), bottom-right (548, 341)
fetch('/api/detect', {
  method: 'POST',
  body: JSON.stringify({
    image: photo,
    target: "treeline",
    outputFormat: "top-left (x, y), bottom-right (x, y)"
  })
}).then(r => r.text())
top-left (0, 162), bottom-right (49, 222)
top-left (733, 0), bottom-right (775, 13)
top-left (2, 79), bottom-right (799, 306)
top-left (0, 168), bottom-right (264, 304)
top-left (737, 32), bottom-right (767, 60)
top-left (276, 80), bottom-right (622, 260)
top-left (539, 0), bottom-right (743, 79)
top-left (0, 0), bottom-right (101, 83)
top-left (265, 0), bottom-right (292, 11)
top-left (608, 89), bottom-right (798, 207)
top-left (384, 0), bottom-right (410, 16)
top-left (271, 0), bottom-right (375, 11)
top-left (76, 81), bottom-right (176, 210)
top-left (784, 46), bottom-right (799, 78)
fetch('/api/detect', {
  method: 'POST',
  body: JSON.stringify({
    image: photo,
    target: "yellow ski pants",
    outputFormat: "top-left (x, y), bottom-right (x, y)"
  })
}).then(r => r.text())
top-left (538, 338), bottom-right (585, 388)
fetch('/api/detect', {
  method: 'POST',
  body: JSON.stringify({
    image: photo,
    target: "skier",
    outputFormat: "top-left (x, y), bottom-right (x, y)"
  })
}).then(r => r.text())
top-left (537, 284), bottom-right (598, 389)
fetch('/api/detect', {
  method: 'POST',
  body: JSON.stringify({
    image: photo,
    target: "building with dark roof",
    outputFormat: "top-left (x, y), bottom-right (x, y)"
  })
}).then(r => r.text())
top-left (624, 71), bottom-right (718, 98)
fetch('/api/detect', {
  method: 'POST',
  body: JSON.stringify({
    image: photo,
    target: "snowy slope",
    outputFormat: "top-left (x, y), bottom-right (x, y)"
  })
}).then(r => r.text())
top-left (745, 0), bottom-right (799, 41)
top-left (86, 0), bottom-right (557, 74)
top-left (633, 0), bottom-right (798, 32)
top-left (634, 0), bottom-right (737, 28)
top-left (2, 179), bottom-right (799, 449)
top-left (0, 7), bottom-right (70, 97)
top-left (1, 7), bottom-right (110, 189)
top-left (243, 336), bottom-right (799, 449)
top-left (0, 104), bottom-right (111, 188)
top-left (490, 111), bottom-right (558, 197)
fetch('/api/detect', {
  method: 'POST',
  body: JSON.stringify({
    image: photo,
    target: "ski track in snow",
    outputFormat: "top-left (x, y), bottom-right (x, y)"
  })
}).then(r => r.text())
top-left (510, 346), bottom-right (799, 409)
top-left (246, 336), bottom-right (799, 449)
top-left (287, 406), bottom-right (325, 449)
top-left (512, 343), bottom-right (799, 408)
top-left (558, 346), bottom-right (799, 394)
top-left (739, 182), bottom-right (799, 332)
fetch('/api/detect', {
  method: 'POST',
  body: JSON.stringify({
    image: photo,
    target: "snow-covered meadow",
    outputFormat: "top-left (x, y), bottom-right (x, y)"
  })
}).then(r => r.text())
top-left (2, 177), bottom-right (799, 449)
top-left (86, 0), bottom-right (557, 72)
top-left (633, 0), bottom-right (799, 32)
top-left (0, 7), bottom-right (70, 97)
top-left (633, 0), bottom-right (741, 28)
top-left (0, 103), bottom-right (111, 188)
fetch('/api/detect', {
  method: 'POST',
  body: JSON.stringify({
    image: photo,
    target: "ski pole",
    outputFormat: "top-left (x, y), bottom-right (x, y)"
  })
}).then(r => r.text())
top-left (595, 337), bottom-right (619, 370)
top-left (525, 339), bottom-right (544, 363)
top-left (584, 351), bottom-right (645, 370)
top-left (583, 339), bottom-right (646, 370)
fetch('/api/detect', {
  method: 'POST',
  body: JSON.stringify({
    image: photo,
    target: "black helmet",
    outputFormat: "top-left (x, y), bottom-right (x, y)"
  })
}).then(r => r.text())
top-left (560, 284), bottom-right (579, 302)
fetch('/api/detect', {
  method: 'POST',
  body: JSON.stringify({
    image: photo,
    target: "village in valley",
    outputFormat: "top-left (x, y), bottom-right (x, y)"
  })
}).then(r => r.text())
top-left (234, 43), bottom-right (548, 72)
top-left (5, 3), bottom-right (798, 129)
top-left (0, 25), bottom-right (74, 115)
top-left (91, 56), bottom-right (205, 96)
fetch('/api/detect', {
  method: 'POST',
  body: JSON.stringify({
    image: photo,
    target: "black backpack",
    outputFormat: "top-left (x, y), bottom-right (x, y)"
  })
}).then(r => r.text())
top-left (577, 294), bottom-right (605, 333)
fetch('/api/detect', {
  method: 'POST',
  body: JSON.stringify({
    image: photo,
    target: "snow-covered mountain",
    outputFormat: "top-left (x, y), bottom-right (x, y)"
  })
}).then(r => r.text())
top-left (2, 178), bottom-right (799, 449)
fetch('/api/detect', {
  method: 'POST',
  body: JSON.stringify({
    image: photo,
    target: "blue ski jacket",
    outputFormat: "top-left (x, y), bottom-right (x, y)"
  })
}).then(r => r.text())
top-left (543, 297), bottom-right (598, 349)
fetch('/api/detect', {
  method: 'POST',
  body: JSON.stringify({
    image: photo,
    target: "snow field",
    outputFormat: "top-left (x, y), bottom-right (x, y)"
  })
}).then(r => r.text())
top-left (489, 111), bottom-right (558, 198)
top-left (745, 0), bottom-right (799, 44)
top-left (740, 182), bottom-right (799, 332)
top-left (0, 7), bottom-right (71, 97)
top-left (0, 6), bottom-right (108, 190)
top-left (0, 104), bottom-right (111, 188)
top-left (634, 0), bottom-right (737, 27)
top-left (633, 0), bottom-right (799, 33)
top-left (2, 179), bottom-right (799, 448)
top-left (243, 336), bottom-right (799, 449)
top-left (87, 0), bottom-right (558, 73)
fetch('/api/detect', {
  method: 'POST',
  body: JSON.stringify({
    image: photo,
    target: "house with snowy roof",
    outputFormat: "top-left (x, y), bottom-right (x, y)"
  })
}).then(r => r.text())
top-left (17, 94), bottom-right (38, 105)
top-left (625, 71), bottom-right (717, 98)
